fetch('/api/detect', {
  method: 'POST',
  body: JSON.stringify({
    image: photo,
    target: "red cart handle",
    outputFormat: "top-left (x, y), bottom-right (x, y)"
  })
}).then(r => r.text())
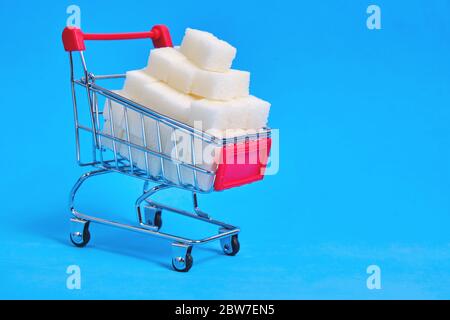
top-left (62, 25), bottom-right (173, 51)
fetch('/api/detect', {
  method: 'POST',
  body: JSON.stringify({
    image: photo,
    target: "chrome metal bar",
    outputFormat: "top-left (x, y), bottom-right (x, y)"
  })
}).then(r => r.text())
top-left (79, 52), bottom-right (100, 157)
top-left (91, 74), bottom-right (126, 80)
top-left (192, 192), bottom-right (210, 219)
top-left (139, 113), bottom-right (151, 177)
top-left (139, 184), bottom-right (236, 229)
top-left (135, 184), bottom-right (238, 234)
top-left (87, 128), bottom-right (216, 175)
top-left (122, 106), bottom-right (134, 174)
top-left (135, 184), bottom-right (170, 225)
top-left (150, 200), bottom-right (236, 229)
top-left (108, 99), bottom-right (120, 169)
top-left (172, 129), bottom-right (183, 186)
top-left (69, 169), bottom-right (111, 214)
top-left (156, 121), bottom-right (166, 179)
top-left (69, 52), bottom-right (82, 165)
top-left (94, 129), bottom-right (215, 175)
top-left (69, 171), bottom-right (239, 246)
top-left (73, 210), bottom-right (238, 245)
top-left (190, 135), bottom-right (199, 190)
top-left (93, 90), bottom-right (104, 165)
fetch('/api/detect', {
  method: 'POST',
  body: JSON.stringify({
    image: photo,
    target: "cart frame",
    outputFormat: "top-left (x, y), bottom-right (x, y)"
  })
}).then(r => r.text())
top-left (63, 25), bottom-right (271, 271)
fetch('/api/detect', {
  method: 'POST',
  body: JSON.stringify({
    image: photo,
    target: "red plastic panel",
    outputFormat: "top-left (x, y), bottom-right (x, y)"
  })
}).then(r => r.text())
top-left (214, 138), bottom-right (272, 191)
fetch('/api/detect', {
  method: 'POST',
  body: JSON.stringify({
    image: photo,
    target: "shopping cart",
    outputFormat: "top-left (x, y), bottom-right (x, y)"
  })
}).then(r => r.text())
top-left (62, 24), bottom-right (272, 272)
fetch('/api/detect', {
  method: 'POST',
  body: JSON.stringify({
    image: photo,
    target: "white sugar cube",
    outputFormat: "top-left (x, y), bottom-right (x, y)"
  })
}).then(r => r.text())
top-left (159, 125), bottom-right (192, 185)
top-left (123, 70), bottom-right (158, 98)
top-left (190, 97), bottom-right (249, 131)
top-left (159, 127), bottom-right (217, 191)
top-left (180, 28), bottom-right (236, 72)
top-left (135, 81), bottom-right (198, 124)
top-left (144, 45), bottom-right (249, 100)
top-left (103, 92), bottom-right (126, 125)
top-left (192, 137), bottom-right (220, 191)
top-left (118, 117), bottom-right (162, 178)
top-left (118, 133), bottom-right (162, 178)
top-left (145, 47), bottom-right (186, 82)
top-left (166, 58), bottom-right (198, 94)
top-left (103, 94), bottom-right (162, 157)
top-left (103, 93), bottom-right (146, 138)
top-left (191, 69), bottom-right (250, 101)
top-left (245, 96), bottom-right (271, 129)
top-left (100, 120), bottom-right (123, 151)
top-left (122, 115), bottom-right (161, 152)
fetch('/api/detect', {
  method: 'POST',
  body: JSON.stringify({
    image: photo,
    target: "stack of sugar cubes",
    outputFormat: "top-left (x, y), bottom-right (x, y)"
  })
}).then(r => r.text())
top-left (102, 28), bottom-right (271, 190)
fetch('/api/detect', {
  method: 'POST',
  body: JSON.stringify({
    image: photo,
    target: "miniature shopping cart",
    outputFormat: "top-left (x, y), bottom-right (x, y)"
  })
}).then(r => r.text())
top-left (62, 24), bottom-right (272, 272)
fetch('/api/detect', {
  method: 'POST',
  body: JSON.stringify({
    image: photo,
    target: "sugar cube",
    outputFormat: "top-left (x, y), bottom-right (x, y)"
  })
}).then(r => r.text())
top-left (123, 70), bottom-right (158, 98)
top-left (118, 133), bottom-right (162, 178)
top-left (190, 97), bottom-right (250, 131)
top-left (191, 69), bottom-right (250, 101)
top-left (160, 127), bottom-right (218, 191)
top-left (180, 28), bottom-right (236, 72)
top-left (144, 45), bottom-right (249, 100)
top-left (245, 96), bottom-right (271, 129)
top-left (166, 57), bottom-right (197, 94)
top-left (100, 119), bottom-right (123, 151)
top-left (135, 81), bottom-right (198, 125)
top-left (145, 47), bottom-right (186, 82)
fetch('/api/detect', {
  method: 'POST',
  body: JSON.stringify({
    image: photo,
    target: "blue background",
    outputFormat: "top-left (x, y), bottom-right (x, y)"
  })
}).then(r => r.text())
top-left (0, 0), bottom-right (449, 299)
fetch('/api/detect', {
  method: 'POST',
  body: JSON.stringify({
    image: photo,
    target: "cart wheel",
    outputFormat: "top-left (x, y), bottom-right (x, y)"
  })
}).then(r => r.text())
top-left (222, 235), bottom-right (240, 256)
top-left (70, 221), bottom-right (91, 248)
top-left (144, 205), bottom-right (163, 231)
top-left (172, 252), bottom-right (194, 272)
top-left (154, 210), bottom-right (163, 230)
